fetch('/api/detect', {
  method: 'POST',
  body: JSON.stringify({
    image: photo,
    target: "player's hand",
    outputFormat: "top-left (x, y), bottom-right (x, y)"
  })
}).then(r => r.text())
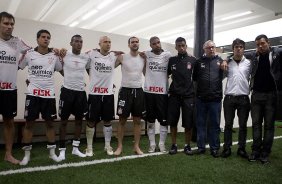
top-left (111, 51), bottom-right (124, 56)
top-left (139, 51), bottom-right (146, 59)
top-left (220, 60), bottom-right (228, 71)
top-left (59, 48), bottom-right (67, 58)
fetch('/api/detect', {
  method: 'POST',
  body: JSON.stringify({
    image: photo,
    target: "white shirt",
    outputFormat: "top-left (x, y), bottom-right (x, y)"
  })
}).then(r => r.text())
top-left (86, 50), bottom-right (117, 95)
top-left (144, 50), bottom-right (171, 94)
top-left (121, 53), bottom-right (145, 88)
top-left (19, 49), bottom-right (62, 98)
top-left (224, 56), bottom-right (252, 96)
top-left (62, 51), bottom-right (90, 91)
top-left (0, 37), bottom-right (30, 90)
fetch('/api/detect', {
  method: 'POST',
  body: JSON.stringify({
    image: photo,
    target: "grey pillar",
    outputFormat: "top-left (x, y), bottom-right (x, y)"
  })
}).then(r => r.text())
top-left (193, 0), bottom-right (214, 58)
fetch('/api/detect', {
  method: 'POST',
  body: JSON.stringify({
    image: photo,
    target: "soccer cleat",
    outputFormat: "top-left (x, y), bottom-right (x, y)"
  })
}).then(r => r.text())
top-left (169, 144), bottom-right (178, 155)
top-left (85, 148), bottom-right (94, 157)
top-left (184, 145), bottom-right (193, 156)
top-left (158, 144), bottom-right (167, 153)
top-left (221, 148), bottom-right (231, 158)
top-left (72, 148), bottom-right (86, 158)
top-left (104, 146), bottom-right (114, 156)
top-left (148, 145), bottom-right (156, 153)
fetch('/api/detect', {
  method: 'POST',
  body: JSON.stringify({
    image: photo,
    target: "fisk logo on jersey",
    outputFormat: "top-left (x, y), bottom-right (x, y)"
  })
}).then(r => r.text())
top-left (0, 50), bottom-right (16, 64)
top-left (149, 86), bottom-right (164, 93)
top-left (94, 62), bottom-right (112, 73)
top-left (149, 61), bottom-right (167, 72)
top-left (33, 89), bottom-right (51, 96)
top-left (0, 82), bottom-right (12, 89)
top-left (93, 87), bottom-right (108, 93)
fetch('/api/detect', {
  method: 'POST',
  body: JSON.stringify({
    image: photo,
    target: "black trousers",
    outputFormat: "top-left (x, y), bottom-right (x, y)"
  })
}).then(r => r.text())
top-left (223, 95), bottom-right (250, 149)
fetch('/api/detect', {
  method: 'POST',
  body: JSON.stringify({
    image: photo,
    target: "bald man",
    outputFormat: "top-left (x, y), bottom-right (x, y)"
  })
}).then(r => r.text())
top-left (85, 36), bottom-right (118, 156)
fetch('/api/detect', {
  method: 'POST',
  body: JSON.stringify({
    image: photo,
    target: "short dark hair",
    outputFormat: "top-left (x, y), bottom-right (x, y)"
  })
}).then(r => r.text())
top-left (71, 34), bottom-right (82, 42)
top-left (149, 36), bottom-right (159, 43)
top-left (255, 34), bottom-right (268, 42)
top-left (0, 11), bottom-right (15, 23)
top-left (36, 29), bottom-right (51, 39)
top-left (232, 38), bottom-right (245, 49)
top-left (175, 37), bottom-right (186, 44)
top-left (128, 36), bottom-right (139, 44)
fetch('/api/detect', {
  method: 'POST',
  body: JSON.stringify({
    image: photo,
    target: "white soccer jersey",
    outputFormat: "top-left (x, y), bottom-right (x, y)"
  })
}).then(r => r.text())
top-left (144, 51), bottom-right (171, 94)
top-left (19, 49), bottom-right (62, 98)
top-left (86, 50), bottom-right (117, 95)
top-left (0, 36), bottom-right (30, 90)
top-left (121, 54), bottom-right (145, 88)
top-left (62, 51), bottom-right (90, 91)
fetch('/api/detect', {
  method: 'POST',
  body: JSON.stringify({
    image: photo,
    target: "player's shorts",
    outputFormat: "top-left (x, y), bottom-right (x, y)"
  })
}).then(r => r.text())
top-left (24, 95), bottom-right (57, 121)
top-left (58, 87), bottom-right (88, 120)
top-left (88, 94), bottom-right (115, 123)
top-left (144, 92), bottom-right (168, 126)
top-left (167, 95), bottom-right (194, 128)
top-left (0, 90), bottom-right (17, 118)
top-left (116, 87), bottom-right (145, 118)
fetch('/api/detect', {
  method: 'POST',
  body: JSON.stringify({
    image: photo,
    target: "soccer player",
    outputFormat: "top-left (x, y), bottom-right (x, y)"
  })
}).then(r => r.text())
top-left (85, 36), bottom-right (117, 156)
top-left (143, 36), bottom-right (171, 153)
top-left (57, 35), bottom-right (89, 160)
top-left (19, 29), bottom-right (63, 165)
top-left (0, 11), bottom-right (31, 164)
top-left (114, 36), bottom-right (146, 156)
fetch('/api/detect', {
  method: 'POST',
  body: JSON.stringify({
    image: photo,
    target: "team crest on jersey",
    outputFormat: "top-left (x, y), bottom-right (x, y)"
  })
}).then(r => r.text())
top-left (117, 107), bottom-right (123, 115)
top-left (187, 62), bottom-right (191, 69)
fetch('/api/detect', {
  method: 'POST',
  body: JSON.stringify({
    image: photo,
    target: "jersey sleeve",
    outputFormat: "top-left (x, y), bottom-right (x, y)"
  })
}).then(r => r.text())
top-left (18, 53), bottom-right (29, 70)
top-left (18, 37), bottom-right (31, 54)
top-left (54, 56), bottom-right (63, 71)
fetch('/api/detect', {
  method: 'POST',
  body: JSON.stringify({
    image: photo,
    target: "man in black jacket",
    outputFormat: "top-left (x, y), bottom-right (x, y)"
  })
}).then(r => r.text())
top-left (193, 40), bottom-right (224, 158)
top-left (167, 37), bottom-right (196, 155)
top-left (246, 34), bottom-right (282, 164)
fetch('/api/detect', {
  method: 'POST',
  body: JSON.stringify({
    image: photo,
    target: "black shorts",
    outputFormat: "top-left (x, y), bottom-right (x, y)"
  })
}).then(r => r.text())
top-left (167, 95), bottom-right (194, 128)
top-left (24, 95), bottom-right (57, 121)
top-left (58, 87), bottom-right (88, 120)
top-left (0, 90), bottom-right (17, 118)
top-left (145, 92), bottom-right (168, 125)
top-left (88, 94), bottom-right (115, 123)
top-left (116, 87), bottom-right (145, 118)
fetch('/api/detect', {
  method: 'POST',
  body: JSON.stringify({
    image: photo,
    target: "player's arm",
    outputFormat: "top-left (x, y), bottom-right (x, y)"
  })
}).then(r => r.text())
top-left (115, 54), bottom-right (123, 68)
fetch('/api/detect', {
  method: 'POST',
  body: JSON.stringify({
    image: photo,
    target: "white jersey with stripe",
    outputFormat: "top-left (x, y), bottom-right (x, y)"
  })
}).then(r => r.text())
top-left (121, 53), bottom-right (145, 88)
top-left (86, 50), bottom-right (117, 95)
top-left (62, 51), bottom-right (90, 91)
top-left (0, 36), bottom-right (30, 90)
top-left (144, 50), bottom-right (171, 94)
top-left (19, 49), bottom-right (62, 98)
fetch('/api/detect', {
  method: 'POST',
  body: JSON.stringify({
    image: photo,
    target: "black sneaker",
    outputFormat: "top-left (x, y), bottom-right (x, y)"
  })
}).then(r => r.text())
top-left (169, 144), bottom-right (178, 155)
top-left (221, 148), bottom-right (231, 158)
top-left (184, 145), bottom-right (193, 156)
top-left (248, 151), bottom-right (260, 162)
top-left (237, 148), bottom-right (248, 159)
top-left (260, 152), bottom-right (270, 164)
top-left (211, 150), bottom-right (220, 158)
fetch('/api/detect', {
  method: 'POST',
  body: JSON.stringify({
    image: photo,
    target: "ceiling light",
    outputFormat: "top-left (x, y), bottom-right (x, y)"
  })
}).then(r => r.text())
top-left (82, 9), bottom-right (98, 20)
top-left (69, 21), bottom-right (79, 27)
top-left (220, 11), bottom-right (253, 21)
top-left (97, 0), bottom-right (114, 10)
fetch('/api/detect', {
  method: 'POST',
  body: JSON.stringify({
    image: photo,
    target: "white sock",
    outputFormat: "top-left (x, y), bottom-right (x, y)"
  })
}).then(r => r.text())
top-left (86, 126), bottom-right (95, 150)
top-left (47, 144), bottom-right (61, 162)
top-left (147, 123), bottom-right (156, 146)
top-left (58, 148), bottom-right (66, 160)
top-left (159, 125), bottom-right (168, 145)
top-left (103, 125), bottom-right (112, 148)
top-left (20, 145), bottom-right (32, 166)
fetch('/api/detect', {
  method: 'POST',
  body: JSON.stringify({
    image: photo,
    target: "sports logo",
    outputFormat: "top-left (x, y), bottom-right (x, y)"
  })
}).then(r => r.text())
top-left (118, 100), bottom-right (125, 106)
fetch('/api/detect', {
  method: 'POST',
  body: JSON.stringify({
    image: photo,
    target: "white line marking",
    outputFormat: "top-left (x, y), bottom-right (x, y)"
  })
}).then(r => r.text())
top-left (1, 136), bottom-right (282, 176)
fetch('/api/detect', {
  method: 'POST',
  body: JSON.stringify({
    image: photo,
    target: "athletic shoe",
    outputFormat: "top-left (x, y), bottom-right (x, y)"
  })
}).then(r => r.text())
top-left (237, 148), bottom-right (248, 159)
top-left (184, 145), bottom-right (193, 156)
top-left (104, 146), bottom-right (114, 156)
top-left (248, 151), bottom-right (260, 162)
top-left (85, 148), bottom-right (94, 157)
top-left (211, 150), bottom-right (220, 158)
top-left (148, 145), bottom-right (156, 153)
top-left (221, 148), bottom-right (231, 158)
top-left (72, 148), bottom-right (86, 157)
top-left (158, 144), bottom-right (167, 153)
top-left (169, 144), bottom-right (177, 155)
top-left (49, 154), bottom-right (62, 162)
top-left (260, 152), bottom-right (270, 164)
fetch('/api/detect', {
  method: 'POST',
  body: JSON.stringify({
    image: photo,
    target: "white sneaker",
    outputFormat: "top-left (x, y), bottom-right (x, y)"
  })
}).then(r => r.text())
top-left (104, 146), bottom-right (114, 156)
top-left (49, 154), bottom-right (62, 162)
top-left (72, 148), bottom-right (86, 158)
top-left (148, 145), bottom-right (156, 153)
top-left (19, 156), bottom-right (30, 166)
top-left (58, 149), bottom-right (66, 161)
top-left (159, 144), bottom-right (167, 153)
top-left (85, 148), bottom-right (94, 157)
